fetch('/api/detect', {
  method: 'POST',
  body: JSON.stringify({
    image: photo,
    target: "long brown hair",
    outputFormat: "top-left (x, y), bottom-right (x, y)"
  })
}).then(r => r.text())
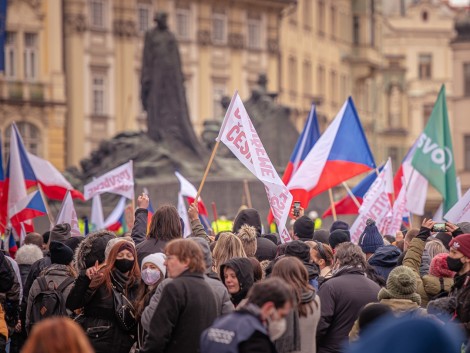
top-left (148, 205), bottom-right (182, 241)
top-left (90, 241), bottom-right (141, 296)
top-left (212, 232), bottom-right (247, 274)
top-left (272, 257), bottom-right (317, 317)
top-left (22, 317), bottom-right (94, 353)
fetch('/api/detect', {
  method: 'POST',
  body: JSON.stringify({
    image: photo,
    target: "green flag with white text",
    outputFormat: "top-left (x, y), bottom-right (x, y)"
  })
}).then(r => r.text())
top-left (411, 85), bottom-right (458, 213)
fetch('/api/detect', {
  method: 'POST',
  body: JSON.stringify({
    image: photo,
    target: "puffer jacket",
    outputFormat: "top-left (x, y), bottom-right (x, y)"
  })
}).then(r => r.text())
top-left (220, 257), bottom-right (255, 308)
top-left (26, 264), bottom-right (75, 331)
top-left (368, 245), bottom-right (401, 282)
top-left (403, 237), bottom-right (453, 307)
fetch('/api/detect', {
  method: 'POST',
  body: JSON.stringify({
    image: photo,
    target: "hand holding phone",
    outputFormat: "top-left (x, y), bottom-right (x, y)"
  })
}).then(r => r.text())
top-left (293, 201), bottom-right (301, 217)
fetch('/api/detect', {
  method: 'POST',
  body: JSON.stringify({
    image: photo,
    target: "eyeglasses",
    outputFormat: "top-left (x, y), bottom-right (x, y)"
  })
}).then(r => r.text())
top-left (315, 241), bottom-right (328, 261)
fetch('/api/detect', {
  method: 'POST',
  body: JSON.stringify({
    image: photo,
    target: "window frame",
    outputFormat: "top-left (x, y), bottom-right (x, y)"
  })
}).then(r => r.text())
top-left (90, 0), bottom-right (106, 30)
top-left (5, 31), bottom-right (17, 80)
top-left (175, 7), bottom-right (191, 40)
top-left (91, 72), bottom-right (107, 116)
top-left (24, 32), bottom-right (39, 82)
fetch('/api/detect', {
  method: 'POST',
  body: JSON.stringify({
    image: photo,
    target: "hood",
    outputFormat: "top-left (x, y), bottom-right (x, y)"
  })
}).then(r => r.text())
top-left (233, 208), bottom-right (262, 235)
top-left (379, 298), bottom-right (420, 312)
top-left (74, 230), bottom-right (115, 272)
top-left (221, 257), bottom-right (254, 303)
top-left (191, 237), bottom-right (212, 271)
top-left (40, 263), bottom-right (74, 277)
top-left (369, 245), bottom-right (401, 268)
top-left (15, 244), bottom-right (43, 265)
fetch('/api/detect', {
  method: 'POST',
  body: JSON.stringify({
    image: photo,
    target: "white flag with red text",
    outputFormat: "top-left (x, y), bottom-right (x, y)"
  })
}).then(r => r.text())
top-left (84, 161), bottom-right (134, 201)
top-left (55, 190), bottom-right (82, 236)
top-left (217, 92), bottom-right (292, 243)
top-left (381, 182), bottom-right (407, 236)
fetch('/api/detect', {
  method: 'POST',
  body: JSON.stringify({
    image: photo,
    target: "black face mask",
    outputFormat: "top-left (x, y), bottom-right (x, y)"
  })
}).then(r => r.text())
top-left (114, 259), bottom-right (134, 273)
top-left (447, 256), bottom-right (464, 273)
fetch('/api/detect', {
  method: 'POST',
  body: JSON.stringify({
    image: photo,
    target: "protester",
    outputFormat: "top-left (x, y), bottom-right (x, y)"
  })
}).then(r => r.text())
top-left (317, 242), bottom-right (380, 353)
top-left (355, 303), bottom-right (392, 338)
top-left (237, 225), bottom-right (258, 257)
top-left (233, 208), bottom-right (277, 261)
top-left (425, 239), bottom-right (448, 260)
top-left (447, 232), bottom-right (470, 297)
top-left (403, 219), bottom-right (455, 306)
top-left (73, 230), bottom-right (115, 273)
top-left (330, 221), bottom-right (350, 235)
top-left (66, 240), bottom-right (140, 353)
top-left (272, 257), bottom-right (321, 353)
top-left (248, 257), bottom-right (263, 282)
top-left (23, 233), bottom-right (43, 250)
top-left (200, 277), bottom-right (294, 353)
top-left (328, 229), bottom-right (350, 250)
top-left (21, 317), bottom-right (95, 353)
top-left (221, 257), bottom-right (255, 308)
top-left (306, 241), bottom-right (334, 281)
top-left (285, 240), bottom-right (320, 289)
top-left (140, 239), bottom-right (217, 353)
top-left (0, 250), bottom-right (17, 352)
top-left (293, 216), bottom-right (315, 241)
top-left (213, 232), bottom-right (247, 275)
top-left (312, 229), bottom-right (330, 244)
top-left (26, 242), bottom-right (76, 332)
top-left (15, 245), bottom-right (43, 287)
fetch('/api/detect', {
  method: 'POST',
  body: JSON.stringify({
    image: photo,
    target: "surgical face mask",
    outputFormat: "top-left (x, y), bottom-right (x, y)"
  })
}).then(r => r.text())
top-left (142, 268), bottom-right (161, 285)
top-left (267, 309), bottom-right (287, 341)
top-left (447, 256), bottom-right (464, 273)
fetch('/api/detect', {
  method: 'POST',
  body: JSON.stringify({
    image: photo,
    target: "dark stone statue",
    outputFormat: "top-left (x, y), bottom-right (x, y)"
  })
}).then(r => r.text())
top-left (140, 12), bottom-right (204, 158)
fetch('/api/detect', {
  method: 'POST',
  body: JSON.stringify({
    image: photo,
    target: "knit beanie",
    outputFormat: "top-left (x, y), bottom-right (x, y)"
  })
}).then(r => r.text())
top-left (330, 220), bottom-right (349, 233)
top-left (141, 253), bottom-right (166, 277)
top-left (50, 223), bottom-right (72, 243)
top-left (329, 229), bottom-right (350, 249)
top-left (237, 225), bottom-right (258, 257)
top-left (429, 253), bottom-right (455, 278)
top-left (378, 266), bottom-right (421, 305)
top-left (358, 303), bottom-right (393, 333)
top-left (359, 219), bottom-right (384, 254)
top-left (293, 216), bottom-right (315, 241)
top-left (50, 241), bottom-right (74, 265)
top-left (313, 229), bottom-right (329, 244)
top-left (449, 234), bottom-right (470, 258)
top-left (64, 236), bottom-right (85, 253)
top-left (105, 237), bottom-right (135, 260)
top-left (285, 240), bottom-right (311, 263)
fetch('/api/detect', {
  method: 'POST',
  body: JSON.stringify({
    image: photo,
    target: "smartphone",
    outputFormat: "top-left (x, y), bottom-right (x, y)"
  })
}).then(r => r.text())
top-left (293, 201), bottom-right (301, 217)
top-left (432, 223), bottom-right (446, 232)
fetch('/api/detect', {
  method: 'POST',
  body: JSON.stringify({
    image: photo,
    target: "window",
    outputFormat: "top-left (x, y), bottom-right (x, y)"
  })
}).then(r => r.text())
top-left (304, 0), bottom-right (312, 30)
top-left (353, 15), bottom-right (360, 45)
top-left (465, 136), bottom-right (470, 171)
top-left (464, 63), bottom-right (470, 97)
top-left (213, 83), bottom-right (226, 119)
top-left (90, 0), bottom-right (105, 29)
top-left (418, 54), bottom-right (432, 79)
top-left (4, 122), bottom-right (41, 158)
top-left (176, 7), bottom-right (190, 40)
top-left (422, 11), bottom-right (428, 22)
top-left (137, 3), bottom-right (151, 33)
top-left (212, 10), bottom-right (227, 44)
top-left (317, 65), bottom-right (325, 96)
top-left (24, 33), bottom-right (38, 81)
top-left (422, 103), bottom-right (434, 128)
top-left (5, 32), bottom-right (17, 79)
top-left (330, 6), bottom-right (337, 39)
top-left (303, 61), bottom-right (312, 95)
top-left (288, 56), bottom-right (297, 99)
top-left (317, 1), bottom-right (325, 36)
top-left (92, 74), bottom-right (106, 115)
top-left (330, 70), bottom-right (337, 106)
top-left (247, 16), bottom-right (261, 49)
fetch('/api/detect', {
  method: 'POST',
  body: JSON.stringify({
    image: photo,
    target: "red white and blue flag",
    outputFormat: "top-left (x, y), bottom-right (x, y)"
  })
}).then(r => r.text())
top-left (268, 104), bottom-right (320, 223)
top-left (287, 97), bottom-right (376, 209)
top-left (1, 123), bottom-right (47, 235)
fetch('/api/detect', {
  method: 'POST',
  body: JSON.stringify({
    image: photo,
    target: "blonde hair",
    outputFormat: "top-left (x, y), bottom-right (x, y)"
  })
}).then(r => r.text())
top-left (426, 239), bottom-right (448, 260)
top-left (213, 232), bottom-right (247, 274)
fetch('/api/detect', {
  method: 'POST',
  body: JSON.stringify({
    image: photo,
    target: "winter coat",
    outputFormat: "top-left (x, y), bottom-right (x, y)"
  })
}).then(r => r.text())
top-left (368, 245), bottom-right (401, 282)
top-left (66, 269), bottom-right (140, 353)
top-left (140, 270), bottom-right (218, 353)
top-left (25, 264), bottom-right (75, 331)
top-left (221, 258), bottom-right (255, 308)
top-left (317, 266), bottom-right (381, 353)
top-left (403, 237), bottom-right (453, 307)
top-left (22, 256), bottom-right (51, 306)
top-left (73, 230), bottom-right (115, 272)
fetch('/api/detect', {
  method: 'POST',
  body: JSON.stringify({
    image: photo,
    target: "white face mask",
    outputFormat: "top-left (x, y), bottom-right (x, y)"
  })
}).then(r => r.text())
top-left (141, 268), bottom-right (161, 285)
top-left (267, 310), bottom-right (287, 341)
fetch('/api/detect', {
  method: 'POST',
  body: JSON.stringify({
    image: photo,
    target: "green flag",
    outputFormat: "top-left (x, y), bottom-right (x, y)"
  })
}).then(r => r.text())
top-left (411, 85), bottom-right (458, 213)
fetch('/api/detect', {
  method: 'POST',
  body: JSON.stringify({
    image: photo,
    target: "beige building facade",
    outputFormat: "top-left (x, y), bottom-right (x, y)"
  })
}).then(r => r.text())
top-left (0, 0), bottom-right (67, 170)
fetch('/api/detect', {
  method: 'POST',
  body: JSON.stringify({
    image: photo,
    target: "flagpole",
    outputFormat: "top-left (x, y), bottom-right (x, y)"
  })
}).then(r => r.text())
top-left (243, 179), bottom-right (253, 208)
top-left (328, 188), bottom-right (337, 221)
top-left (37, 184), bottom-right (55, 227)
top-left (341, 182), bottom-right (361, 209)
top-left (196, 140), bottom-right (220, 201)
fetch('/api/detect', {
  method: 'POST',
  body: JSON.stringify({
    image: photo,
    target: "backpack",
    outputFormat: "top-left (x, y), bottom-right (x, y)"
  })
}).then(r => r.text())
top-left (30, 276), bottom-right (74, 327)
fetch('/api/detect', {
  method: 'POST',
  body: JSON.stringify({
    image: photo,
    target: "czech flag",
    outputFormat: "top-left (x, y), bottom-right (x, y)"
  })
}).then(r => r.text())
top-left (175, 172), bottom-right (209, 217)
top-left (287, 97), bottom-right (376, 209)
top-left (105, 196), bottom-right (128, 233)
top-left (1, 123), bottom-right (47, 236)
top-left (322, 165), bottom-right (384, 218)
top-left (268, 104), bottom-right (320, 223)
top-left (8, 232), bottom-right (18, 259)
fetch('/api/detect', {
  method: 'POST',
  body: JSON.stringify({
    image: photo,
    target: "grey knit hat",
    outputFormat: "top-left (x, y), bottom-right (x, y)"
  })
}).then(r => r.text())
top-left (378, 266), bottom-right (421, 305)
top-left (50, 223), bottom-right (72, 243)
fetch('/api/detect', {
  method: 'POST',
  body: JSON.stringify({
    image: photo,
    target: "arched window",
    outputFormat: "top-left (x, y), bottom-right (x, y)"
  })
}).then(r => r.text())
top-left (3, 122), bottom-right (42, 162)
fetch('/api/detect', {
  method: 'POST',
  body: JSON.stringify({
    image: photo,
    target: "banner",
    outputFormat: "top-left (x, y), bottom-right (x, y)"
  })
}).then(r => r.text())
top-left (217, 92), bottom-right (292, 243)
top-left (381, 182), bottom-right (407, 236)
top-left (445, 186), bottom-right (470, 223)
top-left (350, 160), bottom-right (393, 243)
top-left (84, 161), bottom-right (134, 201)
top-left (177, 192), bottom-right (191, 238)
top-left (55, 190), bottom-right (81, 236)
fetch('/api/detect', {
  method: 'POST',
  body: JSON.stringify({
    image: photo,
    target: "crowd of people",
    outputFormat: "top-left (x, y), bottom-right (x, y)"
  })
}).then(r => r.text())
top-left (1, 193), bottom-right (470, 353)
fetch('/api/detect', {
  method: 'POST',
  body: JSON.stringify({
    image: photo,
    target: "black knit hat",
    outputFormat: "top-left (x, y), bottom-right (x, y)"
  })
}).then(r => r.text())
top-left (330, 220), bottom-right (349, 233)
top-left (313, 229), bottom-right (329, 244)
top-left (293, 216), bottom-right (314, 240)
top-left (64, 236), bottom-right (85, 253)
top-left (329, 229), bottom-right (350, 249)
top-left (358, 303), bottom-right (392, 333)
top-left (285, 240), bottom-right (311, 263)
top-left (50, 241), bottom-right (74, 265)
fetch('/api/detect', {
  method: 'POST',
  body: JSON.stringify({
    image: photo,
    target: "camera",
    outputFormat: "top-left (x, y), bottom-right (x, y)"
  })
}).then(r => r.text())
top-left (432, 223), bottom-right (446, 232)
top-left (293, 201), bottom-right (301, 217)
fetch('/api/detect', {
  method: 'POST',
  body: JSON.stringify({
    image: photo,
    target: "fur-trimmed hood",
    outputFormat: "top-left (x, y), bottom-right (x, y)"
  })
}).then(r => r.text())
top-left (15, 244), bottom-right (43, 265)
top-left (74, 230), bottom-right (115, 272)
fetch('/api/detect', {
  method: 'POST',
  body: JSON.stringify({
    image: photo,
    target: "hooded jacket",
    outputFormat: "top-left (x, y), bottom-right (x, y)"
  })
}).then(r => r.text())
top-left (74, 230), bottom-right (115, 272)
top-left (220, 257), bottom-right (255, 308)
top-left (368, 245), bottom-right (401, 282)
top-left (15, 245), bottom-right (44, 287)
top-left (233, 209), bottom-right (277, 261)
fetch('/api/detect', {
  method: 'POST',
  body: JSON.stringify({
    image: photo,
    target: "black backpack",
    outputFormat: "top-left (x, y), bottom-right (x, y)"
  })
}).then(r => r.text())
top-left (30, 276), bottom-right (74, 327)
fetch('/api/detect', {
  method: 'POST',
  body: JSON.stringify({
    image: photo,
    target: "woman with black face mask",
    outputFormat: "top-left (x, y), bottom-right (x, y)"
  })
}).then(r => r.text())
top-left (66, 240), bottom-right (140, 353)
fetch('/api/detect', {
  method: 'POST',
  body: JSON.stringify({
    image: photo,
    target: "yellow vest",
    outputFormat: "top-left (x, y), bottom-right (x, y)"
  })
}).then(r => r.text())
top-left (211, 219), bottom-right (233, 233)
